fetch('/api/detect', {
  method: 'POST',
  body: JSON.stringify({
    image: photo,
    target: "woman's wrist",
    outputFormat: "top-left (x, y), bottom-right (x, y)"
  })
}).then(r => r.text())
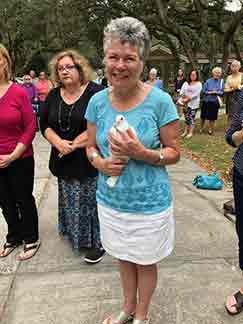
top-left (9, 153), bottom-right (17, 162)
top-left (137, 147), bottom-right (164, 166)
top-left (88, 150), bottom-right (105, 171)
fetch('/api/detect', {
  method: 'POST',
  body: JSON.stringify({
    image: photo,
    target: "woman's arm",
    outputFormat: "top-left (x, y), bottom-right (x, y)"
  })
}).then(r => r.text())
top-left (86, 122), bottom-right (127, 176)
top-left (216, 79), bottom-right (224, 96)
top-left (0, 91), bottom-right (37, 168)
top-left (203, 80), bottom-right (209, 95)
top-left (0, 143), bottom-right (28, 168)
top-left (224, 76), bottom-right (234, 93)
top-left (225, 112), bottom-right (243, 147)
top-left (179, 82), bottom-right (187, 96)
top-left (72, 131), bottom-right (88, 150)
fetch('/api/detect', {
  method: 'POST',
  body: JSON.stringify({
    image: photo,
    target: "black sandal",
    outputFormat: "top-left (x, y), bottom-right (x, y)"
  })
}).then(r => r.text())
top-left (226, 290), bottom-right (243, 315)
top-left (0, 242), bottom-right (21, 258)
top-left (18, 241), bottom-right (41, 261)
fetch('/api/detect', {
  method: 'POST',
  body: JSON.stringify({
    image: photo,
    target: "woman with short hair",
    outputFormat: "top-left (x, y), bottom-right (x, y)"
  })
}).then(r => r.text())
top-left (85, 17), bottom-right (180, 324)
top-left (200, 67), bottom-right (224, 135)
top-left (146, 67), bottom-right (163, 90)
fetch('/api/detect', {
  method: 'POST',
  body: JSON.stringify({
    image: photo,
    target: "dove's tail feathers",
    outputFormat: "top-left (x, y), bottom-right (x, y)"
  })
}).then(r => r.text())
top-left (106, 176), bottom-right (119, 188)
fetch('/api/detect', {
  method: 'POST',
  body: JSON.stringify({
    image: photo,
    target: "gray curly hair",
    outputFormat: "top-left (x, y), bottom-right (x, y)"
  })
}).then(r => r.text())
top-left (103, 17), bottom-right (151, 62)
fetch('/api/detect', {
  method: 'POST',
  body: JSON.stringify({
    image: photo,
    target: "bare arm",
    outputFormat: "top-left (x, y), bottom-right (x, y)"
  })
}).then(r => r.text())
top-left (72, 131), bottom-right (88, 150)
top-left (0, 143), bottom-right (28, 168)
top-left (86, 122), bottom-right (127, 176)
top-left (44, 128), bottom-right (73, 156)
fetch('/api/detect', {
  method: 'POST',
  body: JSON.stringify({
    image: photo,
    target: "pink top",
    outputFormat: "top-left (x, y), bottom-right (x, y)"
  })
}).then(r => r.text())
top-left (0, 83), bottom-right (36, 157)
top-left (35, 79), bottom-right (50, 102)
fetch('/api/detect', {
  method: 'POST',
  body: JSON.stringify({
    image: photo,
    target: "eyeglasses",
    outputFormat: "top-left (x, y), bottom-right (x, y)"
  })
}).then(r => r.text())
top-left (57, 64), bottom-right (77, 72)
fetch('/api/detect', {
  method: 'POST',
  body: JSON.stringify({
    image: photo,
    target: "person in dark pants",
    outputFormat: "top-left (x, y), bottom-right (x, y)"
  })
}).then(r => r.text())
top-left (225, 106), bottom-right (243, 315)
top-left (0, 44), bottom-right (40, 261)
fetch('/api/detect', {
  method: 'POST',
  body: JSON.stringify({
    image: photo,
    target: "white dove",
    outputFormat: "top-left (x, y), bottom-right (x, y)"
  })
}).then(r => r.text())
top-left (107, 115), bottom-right (136, 188)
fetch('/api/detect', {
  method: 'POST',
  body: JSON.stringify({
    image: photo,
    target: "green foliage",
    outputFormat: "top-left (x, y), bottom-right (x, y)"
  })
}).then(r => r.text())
top-left (0, 0), bottom-right (243, 74)
top-left (181, 114), bottom-right (234, 184)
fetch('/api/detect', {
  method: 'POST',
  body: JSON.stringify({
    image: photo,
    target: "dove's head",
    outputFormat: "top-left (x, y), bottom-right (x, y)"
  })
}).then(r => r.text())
top-left (115, 115), bottom-right (129, 132)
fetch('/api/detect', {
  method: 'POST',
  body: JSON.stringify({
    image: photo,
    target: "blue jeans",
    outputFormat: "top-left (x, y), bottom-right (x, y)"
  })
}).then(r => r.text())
top-left (233, 167), bottom-right (243, 270)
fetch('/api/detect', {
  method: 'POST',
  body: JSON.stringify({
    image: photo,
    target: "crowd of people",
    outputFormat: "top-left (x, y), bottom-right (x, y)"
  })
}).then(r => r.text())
top-left (175, 60), bottom-right (243, 139)
top-left (0, 14), bottom-right (243, 323)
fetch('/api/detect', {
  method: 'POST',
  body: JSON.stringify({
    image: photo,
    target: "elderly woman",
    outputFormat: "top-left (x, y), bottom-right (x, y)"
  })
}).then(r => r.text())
top-left (225, 105), bottom-right (243, 315)
top-left (146, 67), bottom-right (163, 89)
top-left (200, 67), bottom-right (224, 135)
top-left (40, 50), bottom-right (104, 264)
top-left (85, 17), bottom-right (180, 324)
top-left (225, 60), bottom-right (243, 125)
top-left (0, 44), bottom-right (39, 260)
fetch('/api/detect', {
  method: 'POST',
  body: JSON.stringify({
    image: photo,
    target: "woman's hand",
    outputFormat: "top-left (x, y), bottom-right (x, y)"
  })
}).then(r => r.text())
top-left (108, 128), bottom-right (145, 160)
top-left (208, 90), bottom-right (217, 95)
top-left (0, 154), bottom-right (14, 168)
top-left (71, 140), bottom-right (79, 152)
top-left (56, 139), bottom-right (73, 157)
top-left (99, 156), bottom-right (127, 176)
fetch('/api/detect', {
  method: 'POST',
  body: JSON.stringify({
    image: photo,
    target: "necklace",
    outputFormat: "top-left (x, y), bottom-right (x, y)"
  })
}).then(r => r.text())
top-left (58, 99), bottom-right (76, 132)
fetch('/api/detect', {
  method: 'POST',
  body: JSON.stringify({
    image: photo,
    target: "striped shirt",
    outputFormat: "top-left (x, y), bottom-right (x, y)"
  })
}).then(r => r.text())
top-left (225, 110), bottom-right (243, 175)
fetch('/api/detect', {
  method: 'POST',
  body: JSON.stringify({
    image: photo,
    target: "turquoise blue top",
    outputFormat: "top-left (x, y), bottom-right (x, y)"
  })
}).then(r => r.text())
top-left (85, 87), bottom-right (178, 214)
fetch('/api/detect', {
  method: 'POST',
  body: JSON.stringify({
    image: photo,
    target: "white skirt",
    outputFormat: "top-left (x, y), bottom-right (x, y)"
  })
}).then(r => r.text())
top-left (97, 204), bottom-right (175, 265)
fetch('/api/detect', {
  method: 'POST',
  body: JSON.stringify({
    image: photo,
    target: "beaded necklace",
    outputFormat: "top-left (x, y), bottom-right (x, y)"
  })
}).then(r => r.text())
top-left (58, 99), bottom-right (76, 132)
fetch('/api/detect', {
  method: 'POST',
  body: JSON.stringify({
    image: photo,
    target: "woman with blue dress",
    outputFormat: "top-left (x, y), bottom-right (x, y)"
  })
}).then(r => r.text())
top-left (146, 67), bottom-right (163, 90)
top-left (200, 67), bottom-right (224, 135)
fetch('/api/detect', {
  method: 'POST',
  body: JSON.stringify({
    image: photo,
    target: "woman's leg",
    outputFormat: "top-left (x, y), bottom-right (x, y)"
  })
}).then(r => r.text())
top-left (200, 119), bottom-right (205, 132)
top-left (9, 157), bottom-right (39, 245)
top-left (187, 109), bottom-right (197, 138)
top-left (57, 177), bottom-right (66, 236)
top-left (119, 260), bottom-right (137, 314)
top-left (181, 110), bottom-right (190, 137)
top-left (135, 263), bottom-right (157, 320)
top-left (87, 177), bottom-right (102, 250)
top-left (208, 120), bottom-right (215, 134)
top-left (83, 177), bottom-right (105, 263)
top-left (226, 168), bottom-right (243, 313)
top-left (0, 168), bottom-right (22, 254)
top-left (200, 102), bottom-right (207, 133)
top-left (233, 169), bottom-right (243, 271)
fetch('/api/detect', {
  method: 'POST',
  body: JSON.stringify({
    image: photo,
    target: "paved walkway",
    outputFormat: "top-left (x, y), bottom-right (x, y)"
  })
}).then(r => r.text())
top-left (0, 133), bottom-right (242, 324)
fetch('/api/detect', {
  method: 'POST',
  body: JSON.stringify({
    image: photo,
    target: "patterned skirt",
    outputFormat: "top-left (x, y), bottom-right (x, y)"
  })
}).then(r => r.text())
top-left (58, 176), bottom-right (101, 250)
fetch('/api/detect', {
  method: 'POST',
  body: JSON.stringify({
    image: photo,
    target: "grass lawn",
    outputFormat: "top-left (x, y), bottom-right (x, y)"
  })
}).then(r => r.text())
top-left (180, 113), bottom-right (235, 186)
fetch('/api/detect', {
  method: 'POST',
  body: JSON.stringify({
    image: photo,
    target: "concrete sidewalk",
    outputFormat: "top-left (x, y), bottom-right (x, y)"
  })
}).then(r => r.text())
top-left (0, 133), bottom-right (242, 324)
